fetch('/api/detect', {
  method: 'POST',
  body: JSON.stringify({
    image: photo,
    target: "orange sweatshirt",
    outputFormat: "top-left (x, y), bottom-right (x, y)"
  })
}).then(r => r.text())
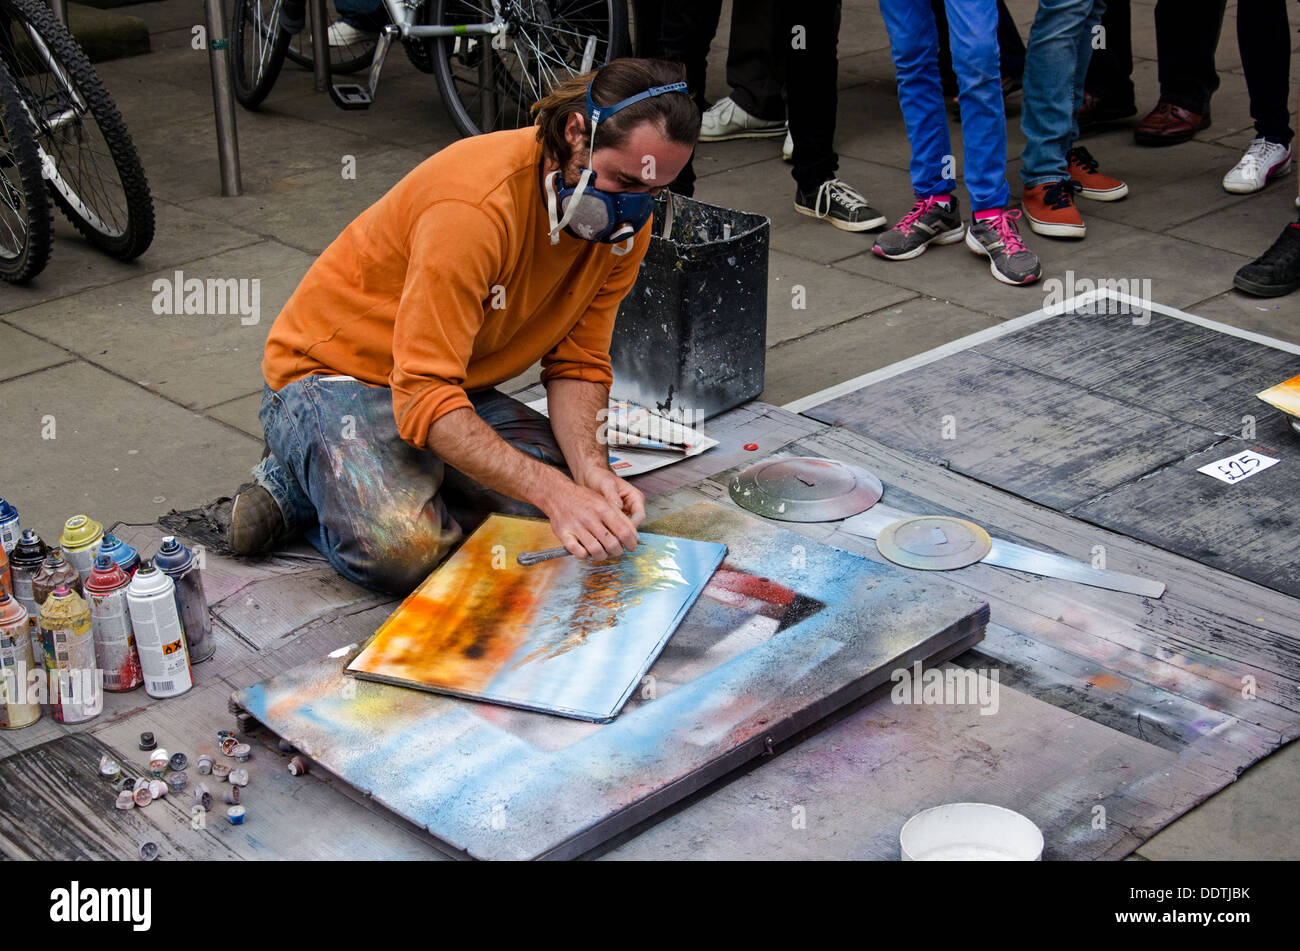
top-left (262, 126), bottom-right (651, 450)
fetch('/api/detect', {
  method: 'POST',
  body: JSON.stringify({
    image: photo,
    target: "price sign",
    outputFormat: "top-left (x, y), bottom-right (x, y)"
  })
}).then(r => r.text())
top-left (1196, 449), bottom-right (1280, 485)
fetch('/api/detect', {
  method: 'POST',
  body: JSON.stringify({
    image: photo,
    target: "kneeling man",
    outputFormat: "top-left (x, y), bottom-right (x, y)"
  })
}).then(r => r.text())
top-left (228, 59), bottom-right (698, 593)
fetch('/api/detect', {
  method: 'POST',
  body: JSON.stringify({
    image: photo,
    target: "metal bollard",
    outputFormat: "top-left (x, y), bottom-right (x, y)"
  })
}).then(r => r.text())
top-left (203, 0), bottom-right (242, 196)
top-left (310, 0), bottom-right (331, 92)
top-left (47, 0), bottom-right (66, 25)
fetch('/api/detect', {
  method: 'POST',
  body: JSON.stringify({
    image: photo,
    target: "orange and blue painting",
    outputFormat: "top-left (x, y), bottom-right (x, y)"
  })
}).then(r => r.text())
top-left (346, 514), bottom-right (727, 721)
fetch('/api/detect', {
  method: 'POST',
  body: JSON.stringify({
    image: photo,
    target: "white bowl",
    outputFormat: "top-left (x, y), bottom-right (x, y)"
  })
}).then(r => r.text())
top-left (900, 803), bottom-right (1043, 861)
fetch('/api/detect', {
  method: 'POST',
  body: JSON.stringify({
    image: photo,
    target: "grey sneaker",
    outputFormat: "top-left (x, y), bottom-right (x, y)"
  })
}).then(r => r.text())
top-left (228, 482), bottom-right (287, 555)
top-left (795, 179), bottom-right (887, 231)
top-left (965, 209), bottom-right (1042, 285)
top-left (872, 195), bottom-right (965, 260)
top-left (699, 96), bottom-right (787, 141)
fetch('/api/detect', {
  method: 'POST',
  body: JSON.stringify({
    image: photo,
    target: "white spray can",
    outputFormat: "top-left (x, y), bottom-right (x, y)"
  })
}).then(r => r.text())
top-left (126, 561), bottom-right (193, 699)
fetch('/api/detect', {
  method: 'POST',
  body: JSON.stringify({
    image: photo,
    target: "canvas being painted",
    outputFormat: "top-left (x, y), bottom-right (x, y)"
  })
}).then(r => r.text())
top-left (345, 514), bottom-right (727, 722)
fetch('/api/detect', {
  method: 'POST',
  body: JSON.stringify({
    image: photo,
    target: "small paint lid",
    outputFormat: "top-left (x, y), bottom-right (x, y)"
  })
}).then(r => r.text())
top-left (169, 752), bottom-right (188, 771)
top-left (226, 805), bottom-right (246, 824)
top-left (11, 530), bottom-right (48, 569)
top-left (0, 591), bottom-right (26, 626)
top-left (60, 514), bottom-right (103, 549)
top-left (139, 731), bottom-right (156, 751)
top-left (153, 536), bottom-right (193, 575)
top-left (228, 768), bottom-right (249, 787)
top-left (115, 790), bottom-right (136, 810)
top-left (137, 841), bottom-right (159, 861)
top-left (97, 533), bottom-right (140, 573)
top-left (41, 549), bottom-right (69, 568)
top-left (84, 555), bottom-right (130, 593)
top-left (49, 584), bottom-right (72, 598)
top-left (127, 561), bottom-right (174, 597)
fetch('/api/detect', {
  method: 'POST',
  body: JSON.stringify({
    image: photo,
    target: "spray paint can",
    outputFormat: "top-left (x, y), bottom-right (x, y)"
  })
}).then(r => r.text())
top-left (153, 536), bottom-right (214, 663)
top-left (0, 498), bottom-right (19, 553)
top-left (126, 562), bottom-right (193, 699)
top-left (0, 544), bottom-right (9, 595)
top-left (84, 554), bottom-right (143, 692)
top-left (0, 591), bottom-right (41, 729)
top-left (97, 533), bottom-right (141, 576)
top-left (10, 531), bottom-right (48, 671)
top-left (32, 549), bottom-right (81, 673)
top-left (38, 585), bottom-right (101, 724)
top-left (60, 515), bottom-right (103, 585)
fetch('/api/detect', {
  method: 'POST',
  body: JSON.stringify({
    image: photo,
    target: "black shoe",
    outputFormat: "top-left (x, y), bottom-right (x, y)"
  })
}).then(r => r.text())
top-left (1077, 90), bottom-right (1138, 131)
top-left (795, 178), bottom-right (887, 231)
top-left (1234, 223), bottom-right (1300, 297)
top-left (228, 482), bottom-right (287, 555)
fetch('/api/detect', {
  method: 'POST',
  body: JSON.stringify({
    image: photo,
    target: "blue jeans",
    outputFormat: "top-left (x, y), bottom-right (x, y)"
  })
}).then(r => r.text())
top-left (332, 0), bottom-right (387, 30)
top-left (253, 376), bottom-right (567, 594)
top-left (1019, 0), bottom-right (1104, 186)
top-left (878, 0), bottom-right (1010, 211)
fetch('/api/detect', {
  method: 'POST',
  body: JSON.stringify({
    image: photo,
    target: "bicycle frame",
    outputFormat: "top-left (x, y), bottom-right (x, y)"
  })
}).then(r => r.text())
top-left (383, 0), bottom-right (504, 40)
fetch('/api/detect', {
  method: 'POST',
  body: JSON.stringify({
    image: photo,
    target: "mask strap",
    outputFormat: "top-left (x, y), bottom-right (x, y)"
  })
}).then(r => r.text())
top-left (611, 235), bottom-right (635, 256)
top-left (547, 114), bottom-right (600, 244)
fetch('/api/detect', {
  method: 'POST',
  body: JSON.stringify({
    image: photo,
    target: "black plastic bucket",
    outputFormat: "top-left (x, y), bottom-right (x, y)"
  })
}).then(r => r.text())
top-left (610, 192), bottom-right (770, 422)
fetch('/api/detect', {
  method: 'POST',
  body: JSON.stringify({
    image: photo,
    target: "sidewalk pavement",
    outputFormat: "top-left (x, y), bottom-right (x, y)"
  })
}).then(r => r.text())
top-left (0, 0), bottom-right (1296, 860)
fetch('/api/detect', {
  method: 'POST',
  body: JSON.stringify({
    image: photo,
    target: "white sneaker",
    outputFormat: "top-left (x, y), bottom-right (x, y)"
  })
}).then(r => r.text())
top-left (699, 96), bottom-right (787, 142)
top-left (1223, 137), bottom-right (1293, 194)
top-left (328, 20), bottom-right (378, 47)
top-left (782, 131), bottom-right (793, 162)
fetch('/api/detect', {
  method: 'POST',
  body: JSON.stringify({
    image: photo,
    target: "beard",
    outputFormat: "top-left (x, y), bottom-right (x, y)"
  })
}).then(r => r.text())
top-left (561, 147), bottom-right (591, 188)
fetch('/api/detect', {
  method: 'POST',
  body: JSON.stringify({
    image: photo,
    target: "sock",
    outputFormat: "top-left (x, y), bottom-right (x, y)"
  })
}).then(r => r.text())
top-left (929, 193), bottom-right (952, 208)
top-left (973, 208), bottom-right (1002, 221)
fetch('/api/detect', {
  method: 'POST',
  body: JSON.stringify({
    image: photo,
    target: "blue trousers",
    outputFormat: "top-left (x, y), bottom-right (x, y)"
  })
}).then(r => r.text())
top-left (253, 376), bottom-right (566, 594)
top-left (878, 0), bottom-right (1010, 211)
top-left (1019, 0), bottom-right (1105, 186)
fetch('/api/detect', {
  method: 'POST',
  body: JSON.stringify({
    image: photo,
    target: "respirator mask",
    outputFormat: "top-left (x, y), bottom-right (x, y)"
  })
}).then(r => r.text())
top-left (544, 78), bottom-right (689, 255)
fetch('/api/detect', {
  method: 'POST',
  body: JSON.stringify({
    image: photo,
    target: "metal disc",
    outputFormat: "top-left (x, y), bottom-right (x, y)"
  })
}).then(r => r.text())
top-left (729, 457), bottom-right (884, 522)
top-left (876, 516), bottom-right (992, 570)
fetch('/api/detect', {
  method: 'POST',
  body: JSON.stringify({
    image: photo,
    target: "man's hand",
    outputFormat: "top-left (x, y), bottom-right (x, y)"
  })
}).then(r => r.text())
top-left (581, 468), bottom-right (646, 528)
top-left (537, 474), bottom-right (640, 561)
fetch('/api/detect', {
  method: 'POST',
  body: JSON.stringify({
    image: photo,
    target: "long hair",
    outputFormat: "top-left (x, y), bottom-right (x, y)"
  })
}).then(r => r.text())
top-left (532, 58), bottom-right (699, 167)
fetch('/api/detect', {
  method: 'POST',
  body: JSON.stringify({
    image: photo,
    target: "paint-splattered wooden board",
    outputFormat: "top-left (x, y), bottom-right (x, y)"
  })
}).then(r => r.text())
top-left (804, 308), bottom-right (1300, 598)
top-left (599, 426), bottom-right (1297, 859)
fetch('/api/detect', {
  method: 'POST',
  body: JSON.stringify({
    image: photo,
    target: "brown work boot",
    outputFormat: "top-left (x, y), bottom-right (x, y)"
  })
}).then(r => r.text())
top-left (1134, 101), bottom-right (1210, 146)
top-left (1022, 180), bottom-right (1086, 238)
top-left (228, 483), bottom-right (287, 555)
top-left (1067, 147), bottom-right (1129, 201)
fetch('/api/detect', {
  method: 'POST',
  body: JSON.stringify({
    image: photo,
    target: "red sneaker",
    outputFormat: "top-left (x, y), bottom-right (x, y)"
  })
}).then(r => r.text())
top-left (1022, 180), bottom-right (1086, 238)
top-left (1067, 146), bottom-right (1128, 201)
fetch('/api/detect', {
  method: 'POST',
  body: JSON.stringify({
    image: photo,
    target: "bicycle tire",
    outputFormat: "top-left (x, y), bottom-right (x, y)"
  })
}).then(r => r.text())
top-left (285, 0), bottom-right (376, 76)
top-left (0, 0), bottom-right (154, 261)
top-left (230, 0), bottom-right (295, 109)
top-left (0, 55), bottom-right (50, 282)
top-left (431, 0), bottom-right (626, 138)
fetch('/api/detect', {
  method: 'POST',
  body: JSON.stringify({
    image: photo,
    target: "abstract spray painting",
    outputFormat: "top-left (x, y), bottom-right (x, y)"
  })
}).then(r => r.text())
top-left (346, 514), bottom-right (727, 721)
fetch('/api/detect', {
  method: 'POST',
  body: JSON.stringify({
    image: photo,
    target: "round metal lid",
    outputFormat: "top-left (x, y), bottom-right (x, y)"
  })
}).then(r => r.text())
top-left (729, 457), bottom-right (884, 522)
top-left (876, 516), bottom-right (992, 570)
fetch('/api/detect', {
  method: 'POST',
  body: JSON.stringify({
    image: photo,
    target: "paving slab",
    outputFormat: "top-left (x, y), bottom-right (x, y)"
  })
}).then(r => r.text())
top-left (4, 200), bottom-right (261, 311)
top-left (759, 296), bottom-right (1003, 406)
top-left (0, 324), bottom-right (74, 381)
top-left (203, 391), bottom-right (265, 439)
top-left (767, 249), bottom-right (916, 345)
top-left (178, 147), bottom-right (432, 255)
top-left (7, 241), bottom-right (315, 410)
top-left (1168, 188), bottom-right (1300, 258)
top-left (1184, 291), bottom-right (1300, 346)
top-left (0, 361), bottom-right (259, 543)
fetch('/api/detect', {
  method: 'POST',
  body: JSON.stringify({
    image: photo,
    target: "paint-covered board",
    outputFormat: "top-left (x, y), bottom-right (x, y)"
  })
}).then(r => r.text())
top-left (234, 501), bottom-right (989, 860)
top-left (802, 307), bottom-right (1300, 598)
top-left (346, 515), bottom-right (727, 722)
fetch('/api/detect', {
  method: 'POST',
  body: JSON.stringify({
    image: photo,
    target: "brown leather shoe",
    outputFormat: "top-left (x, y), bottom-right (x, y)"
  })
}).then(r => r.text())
top-left (1135, 101), bottom-right (1210, 146)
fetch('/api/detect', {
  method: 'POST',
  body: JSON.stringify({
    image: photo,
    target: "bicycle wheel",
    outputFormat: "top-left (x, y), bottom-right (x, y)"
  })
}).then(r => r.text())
top-left (0, 0), bottom-right (153, 261)
top-left (230, 0), bottom-right (296, 108)
top-left (0, 56), bottom-right (50, 281)
top-left (285, 1), bottom-right (378, 76)
top-left (432, 0), bottom-right (626, 138)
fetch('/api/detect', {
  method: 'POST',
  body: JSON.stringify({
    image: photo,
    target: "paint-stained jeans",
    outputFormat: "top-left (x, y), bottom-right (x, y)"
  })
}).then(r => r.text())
top-left (252, 376), bottom-right (567, 594)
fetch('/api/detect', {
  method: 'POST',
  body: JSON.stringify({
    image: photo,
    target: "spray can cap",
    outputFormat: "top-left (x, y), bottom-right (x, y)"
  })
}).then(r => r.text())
top-left (0, 497), bottom-right (16, 520)
top-left (94, 553), bottom-right (113, 570)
